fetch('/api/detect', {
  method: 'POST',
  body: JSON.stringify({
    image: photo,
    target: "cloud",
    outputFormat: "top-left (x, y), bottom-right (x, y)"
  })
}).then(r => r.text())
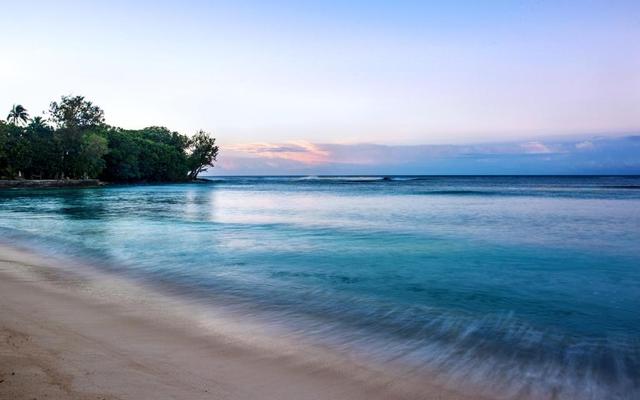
top-left (575, 141), bottom-right (594, 150)
top-left (226, 141), bottom-right (329, 164)
top-left (520, 141), bottom-right (553, 154)
top-left (210, 135), bottom-right (640, 175)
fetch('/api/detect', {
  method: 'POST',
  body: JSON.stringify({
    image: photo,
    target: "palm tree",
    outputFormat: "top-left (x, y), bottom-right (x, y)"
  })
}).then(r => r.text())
top-left (29, 116), bottom-right (48, 129)
top-left (7, 104), bottom-right (30, 125)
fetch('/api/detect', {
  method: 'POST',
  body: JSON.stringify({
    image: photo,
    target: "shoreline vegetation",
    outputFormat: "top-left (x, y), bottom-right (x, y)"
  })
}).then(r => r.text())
top-left (0, 177), bottom-right (216, 188)
top-left (1, 97), bottom-right (219, 183)
top-left (0, 179), bottom-right (102, 188)
top-left (0, 242), bottom-right (472, 400)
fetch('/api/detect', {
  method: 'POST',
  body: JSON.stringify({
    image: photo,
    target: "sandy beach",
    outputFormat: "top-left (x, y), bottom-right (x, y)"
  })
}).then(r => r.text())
top-left (0, 244), bottom-right (473, 400)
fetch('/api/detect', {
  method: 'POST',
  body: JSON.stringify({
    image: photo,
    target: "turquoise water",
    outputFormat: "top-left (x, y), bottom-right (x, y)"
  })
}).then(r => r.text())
top-left (1, 176), bottom-right (639, 399)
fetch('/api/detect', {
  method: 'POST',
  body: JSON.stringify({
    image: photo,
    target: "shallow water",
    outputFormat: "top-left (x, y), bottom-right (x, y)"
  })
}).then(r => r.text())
top-left (1, 176), bottom-right (639, 399)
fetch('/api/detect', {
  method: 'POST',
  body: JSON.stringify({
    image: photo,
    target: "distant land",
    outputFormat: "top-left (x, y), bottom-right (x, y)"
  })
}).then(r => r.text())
top-left (1, 96), bottom-right (218, 183)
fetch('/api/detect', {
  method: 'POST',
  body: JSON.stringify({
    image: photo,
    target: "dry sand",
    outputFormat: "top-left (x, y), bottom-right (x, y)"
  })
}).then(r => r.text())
top-left (0, 244), bottom-right (477, 400)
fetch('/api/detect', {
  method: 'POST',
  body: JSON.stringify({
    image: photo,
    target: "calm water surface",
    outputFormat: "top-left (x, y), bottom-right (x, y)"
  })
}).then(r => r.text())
top-left (1, 176), bottom-right (639, 399)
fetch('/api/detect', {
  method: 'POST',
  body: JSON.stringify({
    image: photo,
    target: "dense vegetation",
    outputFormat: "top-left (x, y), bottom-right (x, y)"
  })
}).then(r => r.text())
top-left (0, 96), bottom-right (218, 182)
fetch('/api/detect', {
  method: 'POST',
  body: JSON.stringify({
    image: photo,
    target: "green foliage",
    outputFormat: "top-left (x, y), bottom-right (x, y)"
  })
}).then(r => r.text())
top-left (1, 96), bottom-right (218, 181)
top-left (138, 126), bottom-right (190, 149)
top-left (49, 96), bottom-right (104, 129)
top-left (46, 96), bottom-right (107, 178)
top-left (7, 104), bottom-right (29, 126)
top-left (0, 122), bottom-right (31, 178)
top-left (78, 133), bottom-right (108, 178)
top-left (187, 130), bottom-right (219, 179)
top-left (0, 122), bottom-right (6, 165)
top-left (24, 117), bottom-right (61, 179)
top-left (101, 128), bottom-right (190, 182)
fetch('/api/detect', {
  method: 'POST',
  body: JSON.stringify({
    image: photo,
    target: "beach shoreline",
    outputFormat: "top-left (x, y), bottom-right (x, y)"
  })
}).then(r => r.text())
top-left (0, 179), bottom-right (103, 189)
top-left (0, 243), bottom-right (474, 400)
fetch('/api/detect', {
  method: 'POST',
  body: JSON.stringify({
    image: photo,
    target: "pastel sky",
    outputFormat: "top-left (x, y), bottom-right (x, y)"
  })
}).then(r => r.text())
top-left (217, 136), bottom-right (640, 175)
top-left (1, 1), bottom-right (639, 174)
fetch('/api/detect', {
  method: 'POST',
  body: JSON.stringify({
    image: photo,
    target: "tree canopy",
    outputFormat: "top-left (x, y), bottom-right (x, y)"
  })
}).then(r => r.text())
top-left (7, 104), bottom-right (29, 126)
top-left (187, 130), bottom-right (219, 180)
top-left (1, 96), bottom-right (218, 181)
top-left (49, 96), bottom-right (105, 129)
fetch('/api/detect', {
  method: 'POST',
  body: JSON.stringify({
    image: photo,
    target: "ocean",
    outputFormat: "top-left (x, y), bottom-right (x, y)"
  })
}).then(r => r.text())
top-left (1, 176), bottom-right (639, 399)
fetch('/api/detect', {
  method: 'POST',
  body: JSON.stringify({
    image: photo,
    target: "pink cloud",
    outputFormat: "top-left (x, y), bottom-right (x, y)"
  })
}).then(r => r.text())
top-left (520, 141), bottom-right (553, 154)
top-left (226, 141), bottom-right (330, 165)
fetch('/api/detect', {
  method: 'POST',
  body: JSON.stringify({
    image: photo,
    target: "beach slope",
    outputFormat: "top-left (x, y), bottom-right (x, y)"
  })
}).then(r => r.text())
top-left (0, 245), bottom-right (469, 400)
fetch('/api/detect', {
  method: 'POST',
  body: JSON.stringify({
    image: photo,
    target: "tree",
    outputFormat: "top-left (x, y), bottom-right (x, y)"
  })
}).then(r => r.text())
top-left (0, 122), bottom-right (31, 178)
top-left (29, 116), bottom-right (49, 130)
top-left (49, 96), bottom-right (104, 128)
top-left (7, 105), bottom-right (29, 125)
top-left (187, 130), bottom-right (218, 180)
top-left (24, 117), bottom-right (59, 179)
top-left (0, 121), bottom-right (9, 176)
top-left (2, 95), bottom-right (221, 182)
top-left (77, 133), bottom-right (108, 178)
top-left (138, 126), bottom-right (190, 150)
top-left (49, 96), bottom-right (105, 178)
top-left (101, 127), bottom-right (191, 182)
top-left (101, 129), bottom-right (143, 181)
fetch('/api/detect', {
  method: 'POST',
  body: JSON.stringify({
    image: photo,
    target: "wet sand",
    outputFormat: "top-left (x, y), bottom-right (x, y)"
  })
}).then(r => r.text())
top-left (0, 244), bottom-right (475, 400)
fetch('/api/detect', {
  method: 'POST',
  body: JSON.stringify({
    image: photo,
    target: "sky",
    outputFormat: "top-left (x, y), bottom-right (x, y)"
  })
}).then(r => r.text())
top-left (1, 0), bottom-right (639, 174)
